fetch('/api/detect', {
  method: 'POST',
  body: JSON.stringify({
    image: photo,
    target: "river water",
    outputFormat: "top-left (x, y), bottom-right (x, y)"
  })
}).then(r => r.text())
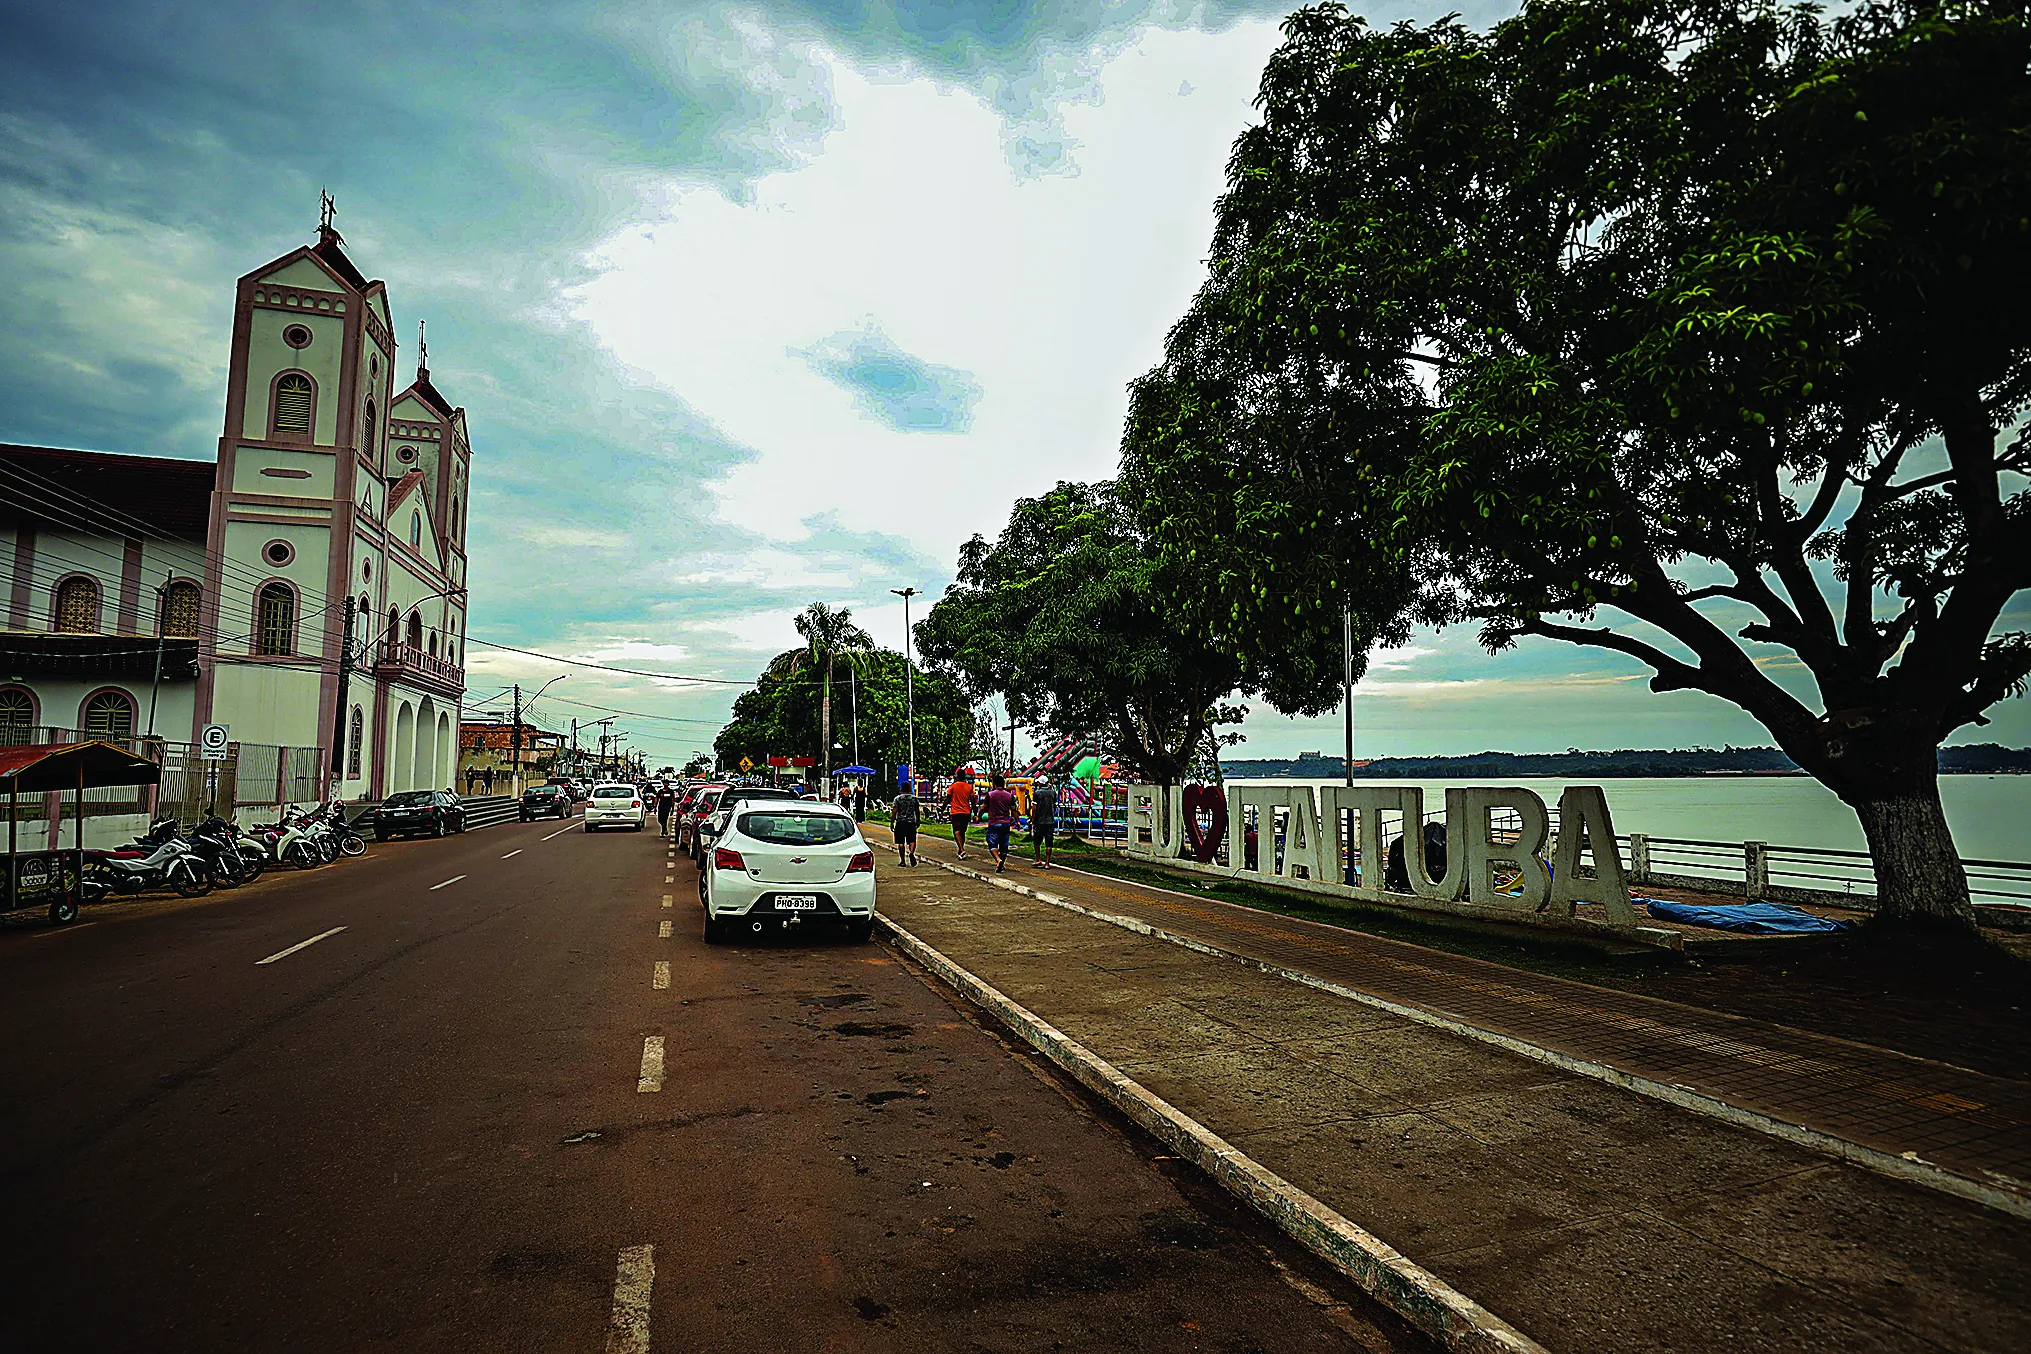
top-left (1227, 775), bottom-right (2031, 863)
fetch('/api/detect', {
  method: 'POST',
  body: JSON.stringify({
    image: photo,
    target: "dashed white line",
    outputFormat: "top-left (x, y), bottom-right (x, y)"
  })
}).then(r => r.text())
top-left (661, 895), bottom-right (672, 908)
top-left (652, 961), bottom-right (670, 990)
top-left (658, 920), bottom-right (672, 938)
top-left (605, 1244), bottom-right (655, 1354)
top-left (429, 875), bottom-right (466, 890)
top-left (637, 1036), bottom-right (664, 1093)
top-left (500, 849), bottom-right (522, 859)
top-left (256, 926), bottom-right (347, 966)
top-left (541, 826), bottom-right (575, 841)
top-left (664, 875), bottom-right (673, 883)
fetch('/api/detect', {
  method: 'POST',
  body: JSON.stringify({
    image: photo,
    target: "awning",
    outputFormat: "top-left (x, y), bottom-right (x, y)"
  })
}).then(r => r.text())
top-left (0, 741), bottom-right (163, 792)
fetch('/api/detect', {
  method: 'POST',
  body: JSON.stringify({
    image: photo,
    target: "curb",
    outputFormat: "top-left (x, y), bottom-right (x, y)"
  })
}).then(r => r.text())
top-left (874, 911), bottom-right (1546, 1354)
top-left (923, 856), bottom-right (2031, 1222)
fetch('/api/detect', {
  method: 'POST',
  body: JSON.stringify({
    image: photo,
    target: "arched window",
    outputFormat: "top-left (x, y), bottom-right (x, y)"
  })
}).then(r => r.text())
top-left (410, 511), bottom-right (422, 547)
top-left (348, 706), bottom-right (365, 778)
top-left (362, 399), bottom-right (377, 456)
top-left (161, 580), bottom-right (200, 638)
top-left (54, 577), bottom-right (99, 632)
top-left (0, 688), bottom-right (33, 745)
top-left (256, 583), bottom-right (296, 656)
top-left (358, 594), bottom-right (371, 628)
top-left (82, 690), bottom-right (136, 739)
top-left (406, 611), bottom-right (423, 648)
top-left (450, 497), bottom-right (460, 538)
top-left (272, 372), bottom-right (314, 439)
top-left (428, 631), bottom-right (439, 658)
top-left (387, 606), bottom-right (401, 644)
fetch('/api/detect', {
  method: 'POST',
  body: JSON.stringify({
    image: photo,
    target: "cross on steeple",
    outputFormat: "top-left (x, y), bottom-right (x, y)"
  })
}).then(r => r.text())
top-left (319, 189), bottom-right (337, 233)
top-left (417, 319), bottom-right (429, 379)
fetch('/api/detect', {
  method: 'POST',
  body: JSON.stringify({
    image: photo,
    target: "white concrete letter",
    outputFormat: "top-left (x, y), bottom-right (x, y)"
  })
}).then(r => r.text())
top-left (1549, 785), bottom-right (1637, 924)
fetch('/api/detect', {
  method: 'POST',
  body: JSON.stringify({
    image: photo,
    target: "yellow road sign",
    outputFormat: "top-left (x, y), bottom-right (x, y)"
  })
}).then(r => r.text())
top-left (739, 757), bottom-right (754, 773)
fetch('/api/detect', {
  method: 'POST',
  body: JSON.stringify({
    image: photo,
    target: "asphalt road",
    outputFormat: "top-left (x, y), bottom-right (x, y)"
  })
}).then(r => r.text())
top-left (0, 813), bottom-right (1428, 1353)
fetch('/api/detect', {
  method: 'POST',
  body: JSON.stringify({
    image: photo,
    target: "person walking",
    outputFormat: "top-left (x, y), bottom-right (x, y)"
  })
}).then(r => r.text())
top-left (890, 781), bottom-right (921, 867)
top-left (1030, 774), bottom-right (1060, 870)
top-left (946, 770), bottom-right (976, 859)
top-left (852, 783), bottom-right (867, 823)
top-left (982, 772), bottom-right (1017, 872)
top-left (656, 784), bottom-right (676, 837)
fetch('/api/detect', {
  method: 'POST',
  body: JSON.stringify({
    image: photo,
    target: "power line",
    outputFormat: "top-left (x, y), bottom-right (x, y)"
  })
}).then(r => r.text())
top-left (461, 635), bottom-right (753, 686)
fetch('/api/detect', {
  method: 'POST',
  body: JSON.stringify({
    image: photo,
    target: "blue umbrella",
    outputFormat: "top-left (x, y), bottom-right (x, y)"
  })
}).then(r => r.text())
top-left (836, 765), bottom-right (876, 775)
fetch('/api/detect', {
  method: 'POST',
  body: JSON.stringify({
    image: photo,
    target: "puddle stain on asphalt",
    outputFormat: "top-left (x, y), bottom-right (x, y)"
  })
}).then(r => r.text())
top-left (558, 1106), bottom-right (760, 1146)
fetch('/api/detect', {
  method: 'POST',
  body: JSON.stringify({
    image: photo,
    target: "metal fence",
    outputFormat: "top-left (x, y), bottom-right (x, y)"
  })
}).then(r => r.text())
top-left (0, 725), bottom-right (324, 837)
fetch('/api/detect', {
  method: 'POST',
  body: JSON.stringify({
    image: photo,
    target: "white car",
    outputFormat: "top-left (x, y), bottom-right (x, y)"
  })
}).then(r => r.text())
top-left (583, 782), bottom-right (647, 831)
top-left (702, 801), bottom-right (875, 943)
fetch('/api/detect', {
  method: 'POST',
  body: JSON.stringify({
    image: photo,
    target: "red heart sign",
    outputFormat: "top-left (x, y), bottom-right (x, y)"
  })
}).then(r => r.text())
top-left (1180, 783), bottom-right (1226, 864)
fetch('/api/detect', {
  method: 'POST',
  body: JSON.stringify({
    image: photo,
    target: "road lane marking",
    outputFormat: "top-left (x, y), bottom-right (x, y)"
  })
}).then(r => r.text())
top-left (541, 826), bottom-right (575, 841)
top-left (429, 875), bottom-right (467, 890)
top-left (606, 1244), bottom-right (655, 1354)
top-left (664, 875), bottom-right (673, 883)
top-left (501, 849), bottom-right (522, 859)
top-left (661, 895), bottom-right (672, 908)
top-left (637, 1036), bottom-right (664, 1092)
top-left (256, 926), bottom-right (347, 966)
top-left (653, 961), bottom-right (670, 989)
top-left (658, 920), bottom-right (672, 938)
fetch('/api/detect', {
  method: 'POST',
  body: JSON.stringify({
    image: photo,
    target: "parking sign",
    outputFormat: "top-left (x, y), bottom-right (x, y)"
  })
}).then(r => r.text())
top-left (200, 723), bottom-right (230, 761)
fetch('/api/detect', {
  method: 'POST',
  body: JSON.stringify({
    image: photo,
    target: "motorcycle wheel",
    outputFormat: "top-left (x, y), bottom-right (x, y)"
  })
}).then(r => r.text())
top-left (241, 853), bottom-right (267, 881)
top-left (49, 895), bottom-right (79, 925)
top-left (172, 861), bottom-right (213, 898)
top-left (339, 833), bottom-right (366, 858)
top-left (289, 841), bottom-right (320, 870)
top-left (211, 859), bottom-right (243, 889)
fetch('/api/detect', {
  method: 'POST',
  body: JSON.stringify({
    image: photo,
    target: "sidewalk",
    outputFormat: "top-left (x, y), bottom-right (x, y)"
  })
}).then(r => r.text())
top-left (868, 832), bottom-right (2031, 1352)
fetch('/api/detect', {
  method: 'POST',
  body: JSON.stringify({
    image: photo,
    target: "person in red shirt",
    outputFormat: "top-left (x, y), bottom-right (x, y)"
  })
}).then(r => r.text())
top-left (946, 771), bottom-right (976, 858)
top-left (981, 773), bottom-right (1018, 871)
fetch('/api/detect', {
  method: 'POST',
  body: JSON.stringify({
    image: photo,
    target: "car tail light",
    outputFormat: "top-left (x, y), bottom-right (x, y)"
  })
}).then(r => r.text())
top-left (631, 800), bottom-right (641, 809)
top-left (713, 846), bottom-right (746, 871)
top-left (847, 851), bottom-right (874, 873)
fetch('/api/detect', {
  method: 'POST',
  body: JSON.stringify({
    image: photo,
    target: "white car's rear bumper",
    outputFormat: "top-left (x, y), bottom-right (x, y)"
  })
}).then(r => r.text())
top-left (707, 868), bottom-right (875, 919)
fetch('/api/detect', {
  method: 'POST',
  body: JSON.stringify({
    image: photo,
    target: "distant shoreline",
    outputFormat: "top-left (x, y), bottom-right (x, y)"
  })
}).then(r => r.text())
top-left (1217, 744), bottom-right (2031, 781)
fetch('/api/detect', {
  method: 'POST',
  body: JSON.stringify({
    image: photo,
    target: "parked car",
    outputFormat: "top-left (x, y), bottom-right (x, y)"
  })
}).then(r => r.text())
top-left (545, 776), bottom-right (587, 803)
top-left (583, 782), bottom-right (646, 832)
top-left (521, 785), bottom-right (572, 821)
top-left (679, 783), bottom-right (729, 855)
top-left (695, 786), bottom-right (803, 863)
top-left (373, 789), bottom-right (466, 840)
top-left (702, 800), bottom-right (875, 943)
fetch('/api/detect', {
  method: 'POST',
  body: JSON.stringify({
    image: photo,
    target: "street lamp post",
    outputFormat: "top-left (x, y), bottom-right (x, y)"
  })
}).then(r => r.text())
top-left (891, 587), bottom-right (918, 791)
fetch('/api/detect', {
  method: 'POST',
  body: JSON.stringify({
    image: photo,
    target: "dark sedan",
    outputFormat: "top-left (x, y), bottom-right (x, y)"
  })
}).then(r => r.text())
top-left (521, 785), bottom-right (572, 821)
top-left (372, 790), bottom-right (467, 840)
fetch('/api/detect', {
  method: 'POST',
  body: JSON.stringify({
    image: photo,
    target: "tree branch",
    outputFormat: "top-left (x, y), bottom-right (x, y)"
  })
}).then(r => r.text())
top-left (1515, 617), bottom-right (1704, 692)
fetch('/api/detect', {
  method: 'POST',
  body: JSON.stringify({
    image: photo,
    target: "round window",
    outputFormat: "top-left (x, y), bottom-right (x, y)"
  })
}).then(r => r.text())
top-left (370, 354), bottom-right (379, 377)
top-left (263, 539), bottom-right (295, 567)
top-left (396, 445), bottom-right (419, 464)
top-left (282, 324), bottom-right (313, 349)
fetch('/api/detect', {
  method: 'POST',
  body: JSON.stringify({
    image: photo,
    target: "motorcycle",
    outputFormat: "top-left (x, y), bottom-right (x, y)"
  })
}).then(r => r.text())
top-left (250, 810), bottom-right (323, 870)
top-left (79, 833), bottom-right (212, 900)
top-left (188, 816), bottom-right (264, 887)
top-left (324, 802), bottom-right (368, 858)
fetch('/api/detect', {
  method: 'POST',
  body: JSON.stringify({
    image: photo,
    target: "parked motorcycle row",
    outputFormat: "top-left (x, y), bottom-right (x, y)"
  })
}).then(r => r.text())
top-left (77, 803), bottom-right (368, 904)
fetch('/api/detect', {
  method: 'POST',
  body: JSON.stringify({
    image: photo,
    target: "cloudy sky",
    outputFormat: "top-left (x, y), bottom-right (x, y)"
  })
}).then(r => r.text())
top-left (4, 0), bottom-right (2024, 766)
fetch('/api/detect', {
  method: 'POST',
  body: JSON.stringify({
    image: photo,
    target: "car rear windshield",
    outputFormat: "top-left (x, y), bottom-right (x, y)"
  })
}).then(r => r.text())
top-left (739, 812), bottom-right (855, 845)
top-left (592, 787), bottom-right (635, 799)
top-left (526, 787), bottom-right (560, 797)
top-left (383, 791), bottom-right (434, 807)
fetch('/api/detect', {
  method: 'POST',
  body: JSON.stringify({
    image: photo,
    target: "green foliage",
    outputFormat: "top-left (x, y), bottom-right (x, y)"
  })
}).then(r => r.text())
top-left (714, 645), bottom-right (970, 784)
top-left (1120, 0), bottom-right (2031, 923)
top-left (915, 481), bottom-right (1250, 784)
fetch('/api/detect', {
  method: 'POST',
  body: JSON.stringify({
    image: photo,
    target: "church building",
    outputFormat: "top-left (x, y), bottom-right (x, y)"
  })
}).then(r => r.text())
top-left (0, 205), bottom-right (472, 803)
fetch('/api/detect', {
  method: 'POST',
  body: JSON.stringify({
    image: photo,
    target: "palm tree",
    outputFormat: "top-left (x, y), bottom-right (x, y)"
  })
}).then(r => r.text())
top-left (787, 602), bottom-right (873, 785)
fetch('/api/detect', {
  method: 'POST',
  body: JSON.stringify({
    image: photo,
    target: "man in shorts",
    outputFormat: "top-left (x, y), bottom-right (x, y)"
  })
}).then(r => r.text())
top-left (982, 772), bottom-right (1018, 871)
top-left (890, 782), bottom-right (921, 866)
top-left (1030, 774), bottom-right (1060, 869)
top-left (947, 771), bottom-right (976, 859)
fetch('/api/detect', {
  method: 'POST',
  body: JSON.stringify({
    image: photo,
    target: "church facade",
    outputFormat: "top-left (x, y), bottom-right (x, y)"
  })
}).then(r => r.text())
top-left (0, 211), bottom-right (472, 803)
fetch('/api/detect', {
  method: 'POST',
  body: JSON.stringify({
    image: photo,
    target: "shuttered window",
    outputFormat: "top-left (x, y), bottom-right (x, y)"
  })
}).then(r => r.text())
top-left (348, 706), bottom-right (364, 778)
top-left (161, 580), bottom-right (200, 638)
top-left (0, 689), bottom-right (32, 745)
top-left (55, 577), bottom-right (99, 632)
top-left (83, 690), bottom-right (135, 739)
top-left (256, 583), bottom-right (295, 656)
top-left (272, 373), bottom-right (314, 438)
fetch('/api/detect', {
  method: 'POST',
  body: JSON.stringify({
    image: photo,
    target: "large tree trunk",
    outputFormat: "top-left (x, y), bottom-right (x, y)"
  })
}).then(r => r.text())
top-left (821, 659), bottom-right (833, 783)
top-left (1852, 786), bottom-right (1976, 931)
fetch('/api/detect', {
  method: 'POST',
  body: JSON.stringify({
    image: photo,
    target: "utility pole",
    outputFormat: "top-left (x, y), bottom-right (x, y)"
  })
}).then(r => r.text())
top-left (510, 683), bottom-right (522, 797)
top-left (850, 664), bottom-right (859, 770)
top-left (1342, 605), bottom-right (1355, 789)
top-left (1005, 718), bottom-right (1018, 775)
top-left (147, 578), bottom-right (171, 739)
top-left (327, 596), bottom-right (356, 798)
top-left (570, 718), bottom-right (578, 774)
top-left (891, 587), bottom-right (918, 790)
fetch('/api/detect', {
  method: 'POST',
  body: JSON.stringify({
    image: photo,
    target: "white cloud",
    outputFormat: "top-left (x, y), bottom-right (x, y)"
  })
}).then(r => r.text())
top-left (566, 20), bottom-right (1285, 569)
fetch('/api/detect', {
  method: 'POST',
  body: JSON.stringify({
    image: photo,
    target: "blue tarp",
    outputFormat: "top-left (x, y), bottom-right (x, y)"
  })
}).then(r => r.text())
top-left (1642, 898), bottom-right (1853, 934)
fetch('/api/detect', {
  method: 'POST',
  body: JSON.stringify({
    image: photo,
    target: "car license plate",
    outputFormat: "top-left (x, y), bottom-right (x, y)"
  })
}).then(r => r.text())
top-left (775, 895), bottom-right (818, 910)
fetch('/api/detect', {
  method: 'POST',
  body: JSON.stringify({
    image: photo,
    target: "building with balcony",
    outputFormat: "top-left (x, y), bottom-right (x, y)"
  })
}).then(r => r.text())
top-left (0, 210), bottom-right (474, 802)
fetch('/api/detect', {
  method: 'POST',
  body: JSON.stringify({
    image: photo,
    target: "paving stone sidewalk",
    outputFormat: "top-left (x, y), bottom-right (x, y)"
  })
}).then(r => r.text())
top-left (871, 852), bottom-right (2031, 1353)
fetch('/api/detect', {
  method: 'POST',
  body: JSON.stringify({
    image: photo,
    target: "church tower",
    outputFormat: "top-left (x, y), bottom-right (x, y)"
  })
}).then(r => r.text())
top-left (196, 198), bottom-right (467, 799)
